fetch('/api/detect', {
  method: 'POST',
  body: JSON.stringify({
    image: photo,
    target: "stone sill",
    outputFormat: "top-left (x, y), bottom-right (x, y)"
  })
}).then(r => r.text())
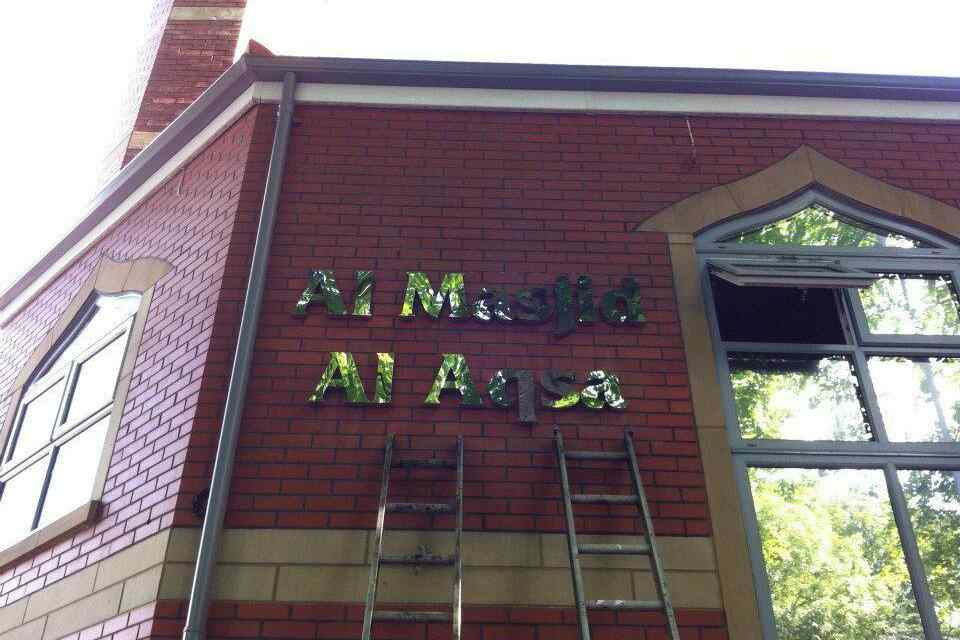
top-left (0, 501), bottom-right (99, 569)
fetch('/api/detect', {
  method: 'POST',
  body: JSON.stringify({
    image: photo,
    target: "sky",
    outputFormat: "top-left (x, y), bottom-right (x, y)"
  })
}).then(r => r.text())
top-left (1, 0), bottom-right (959, 295)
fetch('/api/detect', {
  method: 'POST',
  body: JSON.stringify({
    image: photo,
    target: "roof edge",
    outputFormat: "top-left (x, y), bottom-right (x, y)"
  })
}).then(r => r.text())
top-left (245, 55), bottom-right (960, 101)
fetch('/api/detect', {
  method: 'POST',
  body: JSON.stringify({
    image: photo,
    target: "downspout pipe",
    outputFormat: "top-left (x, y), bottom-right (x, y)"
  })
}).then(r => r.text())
top-left (182, 71), bottom-right (297, 640)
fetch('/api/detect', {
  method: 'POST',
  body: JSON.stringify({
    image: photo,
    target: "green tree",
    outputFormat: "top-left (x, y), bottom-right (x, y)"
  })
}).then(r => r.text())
top-left (751, 469), bottom-right (924, 640)
top-left (734, 204), bottom-right (920, 248)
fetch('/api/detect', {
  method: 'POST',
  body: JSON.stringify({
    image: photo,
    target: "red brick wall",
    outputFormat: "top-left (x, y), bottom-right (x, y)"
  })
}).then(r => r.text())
top-left (122, 0), bottom-right (246, 166)
top-left (148, 600), bottom-right (728, 640)
top-left (222, 106), bottom-right (960, 541)
top-left (0, 104), bottom-right (273, 606)
top-left (228, 104), bottom-right (704, 537)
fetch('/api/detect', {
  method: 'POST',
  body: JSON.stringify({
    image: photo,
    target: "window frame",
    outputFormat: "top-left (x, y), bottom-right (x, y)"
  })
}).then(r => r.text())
top-left (698, 191), bottom-right (960, 640)
top-left (0, 296), bottom-right (138, 554)
top-left (2, 315), bottom-right (133, 468)
top-left (0, 256), bottom-right (170, 568)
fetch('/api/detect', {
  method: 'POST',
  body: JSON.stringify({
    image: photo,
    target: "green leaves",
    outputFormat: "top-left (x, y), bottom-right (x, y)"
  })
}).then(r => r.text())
top-left (425, 354), bottom-right (483, 407)
top-left (751, 468), bottom-right (926, 639)
top-left (732, 203), bottom-right (925, 249)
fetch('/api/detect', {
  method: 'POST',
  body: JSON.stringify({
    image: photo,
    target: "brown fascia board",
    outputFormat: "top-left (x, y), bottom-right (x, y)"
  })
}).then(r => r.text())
top-left (3, 55), bottom-right (960, 312)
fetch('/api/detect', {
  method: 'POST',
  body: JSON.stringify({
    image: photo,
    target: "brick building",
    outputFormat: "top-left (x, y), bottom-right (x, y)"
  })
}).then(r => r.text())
top-left (1, 4), bottom-right (959, 640)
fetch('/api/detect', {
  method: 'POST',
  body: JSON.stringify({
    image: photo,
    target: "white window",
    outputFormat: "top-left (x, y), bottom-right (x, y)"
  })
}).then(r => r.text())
top-left (700, 189), bottom-right (960, 639)
top-left (0, 293), bottom-right (141, 551)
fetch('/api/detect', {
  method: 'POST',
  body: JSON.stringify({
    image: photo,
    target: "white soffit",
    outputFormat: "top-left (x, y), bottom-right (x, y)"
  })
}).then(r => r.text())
top-left (284, 82), bottom-right (960, 120)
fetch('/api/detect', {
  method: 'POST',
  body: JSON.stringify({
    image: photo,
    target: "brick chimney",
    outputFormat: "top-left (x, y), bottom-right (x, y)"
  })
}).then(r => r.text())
top-left (100, 1), bottom-right (246, 180)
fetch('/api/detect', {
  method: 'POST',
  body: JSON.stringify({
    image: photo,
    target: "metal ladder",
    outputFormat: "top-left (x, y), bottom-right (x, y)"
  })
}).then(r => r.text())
top-left (554, 428), bottom-right (680, 640)
top-left (361, 434), bottom-right (464, 640)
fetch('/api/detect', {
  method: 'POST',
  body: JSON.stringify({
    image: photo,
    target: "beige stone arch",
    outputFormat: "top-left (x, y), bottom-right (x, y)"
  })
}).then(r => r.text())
top-left (638, 144), bottom-right (960, 239)
top-left (637, 145), bottom-right (960, 640)
top-left (0, 256), bottom-right (172, 567)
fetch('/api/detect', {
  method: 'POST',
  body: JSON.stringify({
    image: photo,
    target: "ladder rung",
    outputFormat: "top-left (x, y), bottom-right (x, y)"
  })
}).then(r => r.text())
top-left (386, 502), bottom-right (454, 514)
top-left (381, 553), bottom-right (457, 566)
top-left (374, 611), bottom-right (452, 622)
top-left (578, 543), bottom-right (650, 555)
top-left (565, 451), bottom-right (629, 460)
top-left (587, 599), bottom-right (663, 611)
top-left (571, 494), bottom-right (638, 505)
top-left (394, 458), bottom-right (457, 469)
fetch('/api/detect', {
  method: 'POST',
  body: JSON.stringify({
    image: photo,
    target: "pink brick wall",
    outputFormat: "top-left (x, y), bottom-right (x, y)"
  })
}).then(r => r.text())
top-left (0, 105), bottom-right (273, 606)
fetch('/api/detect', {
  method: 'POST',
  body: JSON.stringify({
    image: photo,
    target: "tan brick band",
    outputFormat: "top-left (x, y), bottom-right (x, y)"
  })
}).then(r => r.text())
top-left (0, 531), bottom-right (169, 640)
top-left (169, 7), bottom-right (244, 21)
top-left (162, 528), bottom-right (722, 609)
top-left (0, 528), bottom-right (720, 639)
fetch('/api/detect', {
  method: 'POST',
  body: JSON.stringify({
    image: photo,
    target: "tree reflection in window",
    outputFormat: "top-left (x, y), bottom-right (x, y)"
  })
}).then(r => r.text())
top-left (860, 274), bottom-right (960, 336)
top-left (750, 468), bottom-right (925, 639)
top-left (729, 354), bottom-right (871, 441)
top-left (899, 470), bottom-right (960, 637)
top-left (730, 203), bottom-right (928, 248)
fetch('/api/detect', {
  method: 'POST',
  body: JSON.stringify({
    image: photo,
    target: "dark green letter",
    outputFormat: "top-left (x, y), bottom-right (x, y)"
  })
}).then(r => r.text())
top-left (425, 354), bottom-right (483, 406)
top-left (309, 352), bottom-right (368, 404)
top-left (294, 270), bottom-right (347, 317)
top-left (400, 272), bottom-right (469, 319)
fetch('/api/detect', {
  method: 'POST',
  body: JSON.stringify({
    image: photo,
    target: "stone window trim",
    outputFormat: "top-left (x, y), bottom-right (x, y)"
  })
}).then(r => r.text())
top-left (638, 145), bottom-right (960, 640)
top-left (0, 256), bottom-right (172, 569)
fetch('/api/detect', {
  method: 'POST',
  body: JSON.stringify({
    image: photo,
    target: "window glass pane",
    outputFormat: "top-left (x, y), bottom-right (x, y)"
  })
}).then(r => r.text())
top-left (0, 457), bottom-right (47, 549)
top-left (729, 203), bottom-right (928, 248)
top-left (44, 294), bottom-right (140, 376)
top-left (749, 467), bottom-right (924, 639)
top-left (869, 357), bottom-right (960, 442)
top-left (38, 417), bottom-right (109, 527)
top-left (6, 379), bottom-right (64, 462)
top-left (63, 335), bottom-right (127, 427)
top-left (899, 470), bottom-right (960, 639)
top-left (859, 273), bottom-right (960, 336)
top-left (729, 353), bottom-right (871, 440)
top-left (711, 275), bottom-right (846, 344)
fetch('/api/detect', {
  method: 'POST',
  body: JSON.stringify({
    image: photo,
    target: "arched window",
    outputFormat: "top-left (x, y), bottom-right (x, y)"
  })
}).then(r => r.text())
top-left (699, 188), bottom-right (960, 639)
top-left (0, 293), bottom-right (141, 551)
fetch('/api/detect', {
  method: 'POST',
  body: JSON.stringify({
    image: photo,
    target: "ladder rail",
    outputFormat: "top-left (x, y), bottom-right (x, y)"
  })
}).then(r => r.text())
top-left (623, 431), bottom-right (681, 640)
top-left (361, 433), bottom-right (395, 640)
top-left (554, 428), bottom-right (592, 640)
top-left (452, 435), bottom-right (464, 640)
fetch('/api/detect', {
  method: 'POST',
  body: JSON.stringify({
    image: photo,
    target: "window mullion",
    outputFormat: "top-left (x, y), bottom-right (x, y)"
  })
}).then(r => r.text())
top-left (884, 463), bottom-right (944, 640)
top-left (852, 348), bottom-right (889, 444)
top-left (734, 459), bottom-right (780, 640)
top-left (31, 448), bottom-right (58, 532)
top-left (1, 406), bottom-right (22, 464)
top-left (53, 361), bottom-right (78, 438)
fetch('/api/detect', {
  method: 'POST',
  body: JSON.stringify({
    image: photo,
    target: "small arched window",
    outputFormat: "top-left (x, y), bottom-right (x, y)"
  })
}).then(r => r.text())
top-left (699, 188), bottom-right (960, 639)
top-left (0, 293), bottom-right (141, 551)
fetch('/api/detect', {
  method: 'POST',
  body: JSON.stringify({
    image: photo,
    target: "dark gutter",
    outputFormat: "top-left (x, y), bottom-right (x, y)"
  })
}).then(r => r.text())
top-left (245, 56), bottom-right (960, 102)
top-left (4, 54), bottom-right (960, 315)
